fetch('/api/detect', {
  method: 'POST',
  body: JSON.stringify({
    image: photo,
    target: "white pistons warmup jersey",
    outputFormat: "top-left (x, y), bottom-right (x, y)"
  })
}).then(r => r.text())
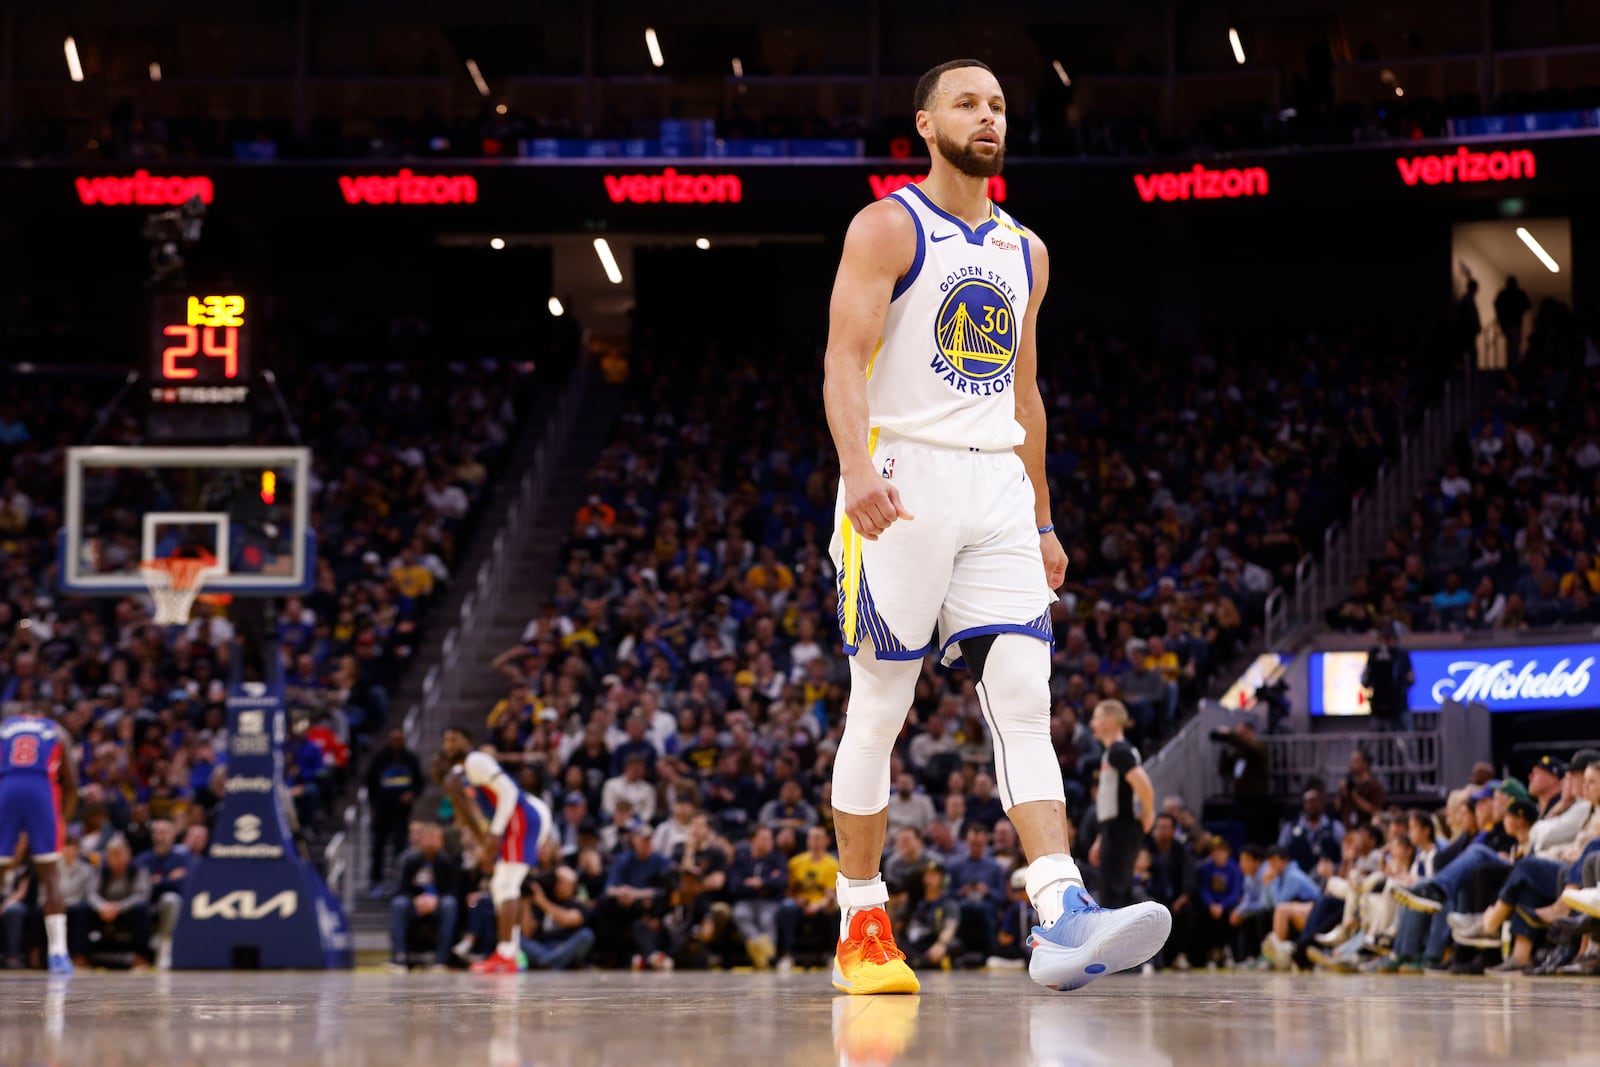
top-left (868, 183), bottom-right (1034, 452)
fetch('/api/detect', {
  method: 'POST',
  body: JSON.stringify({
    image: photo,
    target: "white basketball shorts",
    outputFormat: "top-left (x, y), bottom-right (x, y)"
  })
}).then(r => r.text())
top-left (829, 431), bottom-right (1056, 666)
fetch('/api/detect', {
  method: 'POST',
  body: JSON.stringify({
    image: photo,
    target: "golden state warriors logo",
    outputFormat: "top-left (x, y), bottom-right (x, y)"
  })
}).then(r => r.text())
top-left (933, 278), bottom-right (1017, 389)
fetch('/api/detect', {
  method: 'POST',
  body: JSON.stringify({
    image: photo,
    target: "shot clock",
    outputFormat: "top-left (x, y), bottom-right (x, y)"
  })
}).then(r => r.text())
top-left (144, 291), bottom-right (255, 441)
top-left (150, 293), bottom-right (251, 384)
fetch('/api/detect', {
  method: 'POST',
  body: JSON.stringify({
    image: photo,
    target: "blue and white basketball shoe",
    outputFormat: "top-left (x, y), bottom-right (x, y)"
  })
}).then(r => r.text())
top-left (1027, 886), bottom-right (1172, 991)
top-left (47, 953), bottom-right (74, 977)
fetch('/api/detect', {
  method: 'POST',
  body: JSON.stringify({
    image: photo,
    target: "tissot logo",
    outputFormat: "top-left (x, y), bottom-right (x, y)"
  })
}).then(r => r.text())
top-left (75, 170), bottom-right (215, 206)
top-left (1394, 147), bottom-right (1536, 186)
top-left (869, 174), bottom-right (1008, 203)
top-left (603, 168), bottom-right (743, 204)
top-left (1132, 165), bottom-right (1269, 203)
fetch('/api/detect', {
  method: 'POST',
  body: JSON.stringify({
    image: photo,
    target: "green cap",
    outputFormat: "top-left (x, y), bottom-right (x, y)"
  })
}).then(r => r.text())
top-left (1495, 778), bottom-right (1531, 804)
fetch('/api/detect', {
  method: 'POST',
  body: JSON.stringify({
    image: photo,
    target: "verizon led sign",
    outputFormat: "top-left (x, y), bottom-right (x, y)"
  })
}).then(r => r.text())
top-left (1394, 147), bottom-right (1536, 186)
top-left (1132, 164), bottom-right (1269, 203)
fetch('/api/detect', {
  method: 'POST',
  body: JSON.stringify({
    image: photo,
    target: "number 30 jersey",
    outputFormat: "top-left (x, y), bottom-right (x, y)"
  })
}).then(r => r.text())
top-left (867, 184), bottom-right (1035, 452)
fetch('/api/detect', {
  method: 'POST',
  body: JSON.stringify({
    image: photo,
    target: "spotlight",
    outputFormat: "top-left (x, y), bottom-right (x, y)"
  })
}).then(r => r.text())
top-left (593, 238), bottom-right (624, 284)
top-left (465, 58), bottom-right (490, 97)
top-left (65, 37), bottom-right (84, 82)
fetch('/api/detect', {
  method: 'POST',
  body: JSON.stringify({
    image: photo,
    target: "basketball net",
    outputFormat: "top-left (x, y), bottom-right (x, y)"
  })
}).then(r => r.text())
top-left (140, 551), bottom-right (221, 626)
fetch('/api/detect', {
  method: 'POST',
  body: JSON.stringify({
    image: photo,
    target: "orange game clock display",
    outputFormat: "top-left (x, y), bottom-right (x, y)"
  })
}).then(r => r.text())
top-left (150, 293), bottom-right (251, 383)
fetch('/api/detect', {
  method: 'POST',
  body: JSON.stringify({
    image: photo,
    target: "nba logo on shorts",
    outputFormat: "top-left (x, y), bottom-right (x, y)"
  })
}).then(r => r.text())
top-left (881, 458), bottom-right (895, 479)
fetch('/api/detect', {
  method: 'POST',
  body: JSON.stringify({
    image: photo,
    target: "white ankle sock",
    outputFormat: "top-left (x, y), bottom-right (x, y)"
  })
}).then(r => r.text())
top-left (836, 873), bottom-right (889, 940)
top-left (46, 913), bottom-right (67, 958)
top-left (496, 940), bottom-right (517, 959)
top-left (1025, 853), bottom-right (1085, 929)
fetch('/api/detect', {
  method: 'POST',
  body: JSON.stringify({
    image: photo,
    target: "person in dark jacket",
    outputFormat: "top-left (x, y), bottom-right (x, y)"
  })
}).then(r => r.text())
top-left (727, 826), bottom-right (789, 968)
top-left (1362, 625), bottom-right (1415, 732)
top-left (367, 729), bottom-right (424, 890)
top-left (388, 821), bottom-right (462, 970)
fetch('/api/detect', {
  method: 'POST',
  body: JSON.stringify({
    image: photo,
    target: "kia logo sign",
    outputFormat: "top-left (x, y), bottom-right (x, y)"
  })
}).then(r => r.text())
top-left (337, 168), bottom-right (479, 205)
top-left (1395, 147), bottom-right (1535, 186)
top-left (191, 890), bottom-right (298, 921)
top-left (603, 168), bottom-right (742, 204)
top-left (1133, 165), bottom-right (1269, 203)
top-left (869, 173), bottom-right (1007, 203)
top-left (75, 170), bottom-right (215, 206)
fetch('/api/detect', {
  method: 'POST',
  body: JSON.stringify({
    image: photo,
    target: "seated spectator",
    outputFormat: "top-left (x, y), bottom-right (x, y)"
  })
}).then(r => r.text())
top-left (902, 861), bottom-right (966, 969)
top-left (776, 826), bottom-right (840, 968)
top-left (759, 779), bottom-right (819, 835)
top-left (86, 836), bottom-right (152, 967)
top-left (598, 799), bottom-right (637, 856)
top-left (1259, 845), bottom-right (1324, 968)
top-left (1277, 785), bottom-right (1344, 871)
top-left (884, 773), bottom-right (936, 838)
top-left (389, 822), bottom-right (461, 971)
top-left (964, 774), bottom-right (1005, 833)
top-left (1335, 750), bottom-right (1386, 832)
top-left (1229, 845), bottom-right (1272, 965)
top-left (596, 822), bottom-right (673, 970)
top-left (1, 835), bottom-right (37, 968)
top-left (1146, 813), bottom-right (1195, 967)
top-left (600, 754), bottom-right (656, 823)
top-left (727, 826), bottom-right (788, 969)
top-left (947, 823), bottom-right (1007, 957)
top-left (137, 818), bottom-right (191, 971)
top-left (58, 836), bottom-right (97, 966)
top-left (520, 866), bottom-right (595, 971)
top-left (1191, 836), bottom-right (1243, 967)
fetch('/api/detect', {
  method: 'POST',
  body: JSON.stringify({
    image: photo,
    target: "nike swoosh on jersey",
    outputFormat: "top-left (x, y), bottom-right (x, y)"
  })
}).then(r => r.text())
top-left (930, 232), bottom-right (957, 242)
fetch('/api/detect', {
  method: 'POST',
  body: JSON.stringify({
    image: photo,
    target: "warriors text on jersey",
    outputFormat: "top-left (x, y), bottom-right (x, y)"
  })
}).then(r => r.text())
top-left (868, 184), bottom-right (1034, 452)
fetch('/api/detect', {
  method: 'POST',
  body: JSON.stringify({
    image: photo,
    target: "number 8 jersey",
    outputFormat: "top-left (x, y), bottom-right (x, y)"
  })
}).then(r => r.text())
top-left (0, 715), bottom-right (66, 861)
top-left (868, 184), bottom-right (1035, 452)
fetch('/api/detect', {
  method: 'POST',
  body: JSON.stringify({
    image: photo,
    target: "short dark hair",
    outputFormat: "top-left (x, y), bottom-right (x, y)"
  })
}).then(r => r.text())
top-left (1264, 845), bottom-right (1289, 862)
top-left (914, 59), bottom-right (996, 113)
top-left (1240, 845), bottom-right (1265, 862)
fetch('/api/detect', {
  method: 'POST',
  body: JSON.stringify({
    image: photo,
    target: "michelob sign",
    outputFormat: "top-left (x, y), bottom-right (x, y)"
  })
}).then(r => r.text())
top-left (1310, 644), bottom-right (1600, 716)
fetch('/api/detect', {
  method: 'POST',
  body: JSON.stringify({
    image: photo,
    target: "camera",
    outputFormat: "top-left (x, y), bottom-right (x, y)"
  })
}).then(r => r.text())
top-left (1251, 677), bottom-right (1290, 733)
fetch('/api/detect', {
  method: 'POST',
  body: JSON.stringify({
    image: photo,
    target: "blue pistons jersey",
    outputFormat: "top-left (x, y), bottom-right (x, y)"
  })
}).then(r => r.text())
top-left (0, 716), bottom-right (66, 860)
top-left (868, 184), bottom-right (1035, 452)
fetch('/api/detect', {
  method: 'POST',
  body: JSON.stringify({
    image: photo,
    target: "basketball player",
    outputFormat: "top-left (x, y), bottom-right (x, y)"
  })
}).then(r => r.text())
top-left (0, 709), bottom-right (79, 975)
top-left (439, 726), bottom-right (555, 974)
top-left (823, 58), bottom-right (1171, 994)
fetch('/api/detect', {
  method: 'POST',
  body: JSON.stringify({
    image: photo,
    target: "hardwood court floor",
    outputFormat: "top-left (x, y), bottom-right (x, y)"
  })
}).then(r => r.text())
top-left (3, 969), bottom-right (1599, 1066)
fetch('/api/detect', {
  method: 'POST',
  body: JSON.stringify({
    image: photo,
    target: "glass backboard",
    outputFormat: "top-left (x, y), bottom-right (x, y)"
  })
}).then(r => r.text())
top-left (62, 446), bottom-right (313, 595)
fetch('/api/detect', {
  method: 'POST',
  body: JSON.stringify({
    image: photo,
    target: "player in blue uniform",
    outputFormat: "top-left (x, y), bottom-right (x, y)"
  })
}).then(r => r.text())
top-left (0, 710), bottom-right (79, 975)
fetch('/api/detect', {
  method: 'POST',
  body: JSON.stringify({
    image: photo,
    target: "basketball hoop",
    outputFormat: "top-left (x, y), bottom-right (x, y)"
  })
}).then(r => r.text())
top-left (140, 550), bottom-right (224, 626)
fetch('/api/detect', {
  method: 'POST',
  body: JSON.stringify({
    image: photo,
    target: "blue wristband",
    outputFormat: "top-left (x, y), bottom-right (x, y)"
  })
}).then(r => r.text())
top-left (1037, 524), bottom-right (1055, 535)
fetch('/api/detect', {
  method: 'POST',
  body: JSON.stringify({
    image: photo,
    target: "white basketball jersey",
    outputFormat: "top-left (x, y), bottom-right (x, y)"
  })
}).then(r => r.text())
top-left (868, 184), bottom-right (1034, 451)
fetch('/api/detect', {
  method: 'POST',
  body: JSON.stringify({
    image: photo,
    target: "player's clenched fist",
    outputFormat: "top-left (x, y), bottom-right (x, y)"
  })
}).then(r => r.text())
top-left (843, 473), bottom-right (915, 540)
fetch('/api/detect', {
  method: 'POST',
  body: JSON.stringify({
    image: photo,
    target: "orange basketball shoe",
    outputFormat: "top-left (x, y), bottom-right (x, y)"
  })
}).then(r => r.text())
top-left (832, 907), bottom-right (920, 995)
